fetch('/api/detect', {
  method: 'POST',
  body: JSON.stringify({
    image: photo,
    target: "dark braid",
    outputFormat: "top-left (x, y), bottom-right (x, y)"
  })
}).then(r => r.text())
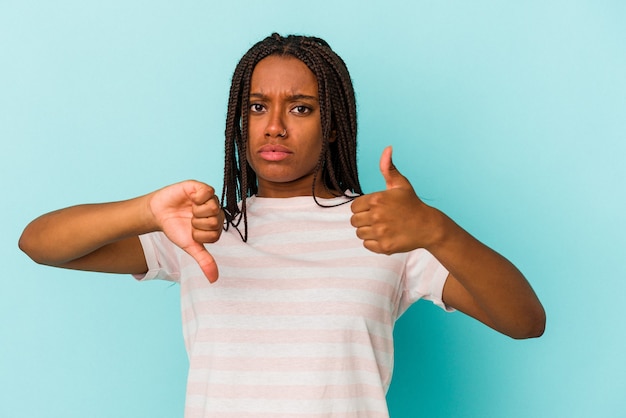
top-left (221, 33), bottom-right (361, 241)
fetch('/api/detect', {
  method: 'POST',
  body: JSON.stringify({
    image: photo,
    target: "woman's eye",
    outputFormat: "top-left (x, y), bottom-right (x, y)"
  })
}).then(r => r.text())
top-left (292, 106), bottom-right (311, 115)
top-left (250, 104), bottom-right (265, 113)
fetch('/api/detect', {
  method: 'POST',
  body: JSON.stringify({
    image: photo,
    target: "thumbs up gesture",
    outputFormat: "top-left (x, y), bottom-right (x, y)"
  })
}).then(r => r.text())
top-left (148, 180), bottom-right (224, 282)
top-left (350, 147), bottom-right (441, 255)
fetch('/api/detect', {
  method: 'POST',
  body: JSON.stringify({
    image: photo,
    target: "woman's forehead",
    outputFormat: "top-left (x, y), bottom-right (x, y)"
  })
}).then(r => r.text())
top-left (250, 55), bottom-right (318, 96)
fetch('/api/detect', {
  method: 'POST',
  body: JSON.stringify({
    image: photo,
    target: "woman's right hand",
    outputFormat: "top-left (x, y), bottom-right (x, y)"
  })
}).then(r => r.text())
top-left (148, 180), bottom-right (224, 282)
top-left (19, 180), bottom-right (224, 283)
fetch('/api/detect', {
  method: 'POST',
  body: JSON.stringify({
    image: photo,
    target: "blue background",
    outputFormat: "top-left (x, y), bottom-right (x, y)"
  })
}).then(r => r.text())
top-left (2, 1), bottom-right (625, 417)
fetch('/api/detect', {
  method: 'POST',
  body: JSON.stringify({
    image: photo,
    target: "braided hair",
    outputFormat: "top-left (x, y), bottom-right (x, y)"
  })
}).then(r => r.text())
top-left (221, 33), bottom-right (361, 241)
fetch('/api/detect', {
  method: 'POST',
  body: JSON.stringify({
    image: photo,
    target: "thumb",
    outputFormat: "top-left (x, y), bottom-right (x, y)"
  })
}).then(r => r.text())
top-left (184, 242), bottom-right (219, 283)
top-left (380, 146), bottom-right (410, 190)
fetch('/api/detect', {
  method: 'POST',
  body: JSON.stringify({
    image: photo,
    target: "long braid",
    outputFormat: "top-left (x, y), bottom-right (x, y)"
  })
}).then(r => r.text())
top-left (222, 33), bottom-right (361, 241)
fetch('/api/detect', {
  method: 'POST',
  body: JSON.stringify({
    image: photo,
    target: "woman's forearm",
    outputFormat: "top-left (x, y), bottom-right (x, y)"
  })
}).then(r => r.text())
top-left (19, 194), bottom-right (154, 268)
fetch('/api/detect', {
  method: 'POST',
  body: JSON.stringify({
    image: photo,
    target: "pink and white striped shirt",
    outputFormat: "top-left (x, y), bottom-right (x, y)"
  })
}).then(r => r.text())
top-left (137, 194), bottom-right (450, 417)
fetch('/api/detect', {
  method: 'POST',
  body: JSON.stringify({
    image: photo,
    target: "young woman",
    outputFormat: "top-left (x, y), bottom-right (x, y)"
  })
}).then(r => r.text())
top-left (19, 33), bottom-right (545, 417)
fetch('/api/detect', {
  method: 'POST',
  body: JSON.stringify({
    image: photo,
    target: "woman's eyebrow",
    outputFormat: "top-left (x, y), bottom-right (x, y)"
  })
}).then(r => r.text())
top-left (288, 94), bottom-right (318, 101)
top-left (249, 92), bottom-right (319, 101)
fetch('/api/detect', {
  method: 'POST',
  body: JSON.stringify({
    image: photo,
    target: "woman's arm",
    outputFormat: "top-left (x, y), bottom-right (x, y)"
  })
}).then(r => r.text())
top-left (428, 213), bottom-right (545, 339)
top-left (350, 147), bottom-right (545, 339)
top-left (19, 180), bottom-right (224, 282)
top-left (19, 198), bottom-right (152, 274)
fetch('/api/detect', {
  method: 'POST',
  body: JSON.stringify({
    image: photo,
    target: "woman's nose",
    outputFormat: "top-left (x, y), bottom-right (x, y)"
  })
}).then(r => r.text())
top-left (265, 113), bottom-right (287, 138)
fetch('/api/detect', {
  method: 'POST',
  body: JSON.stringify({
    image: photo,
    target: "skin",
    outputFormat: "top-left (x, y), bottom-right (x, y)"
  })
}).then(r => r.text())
top-left (246, 55), bottom-right (334, 198)
top-left (18, 181), bottom-right (223, 281)
top-left (351, 146), bottom-right (545, 338)
top-left (18, 55), bottom-right (545, 339)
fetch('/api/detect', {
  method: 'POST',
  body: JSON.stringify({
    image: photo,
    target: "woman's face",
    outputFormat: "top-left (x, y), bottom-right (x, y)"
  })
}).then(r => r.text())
top-left (246, 55), bottom-right (331, 198)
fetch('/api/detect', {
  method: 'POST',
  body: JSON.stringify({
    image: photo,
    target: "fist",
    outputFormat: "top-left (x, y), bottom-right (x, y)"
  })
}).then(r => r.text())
top-left (350, 147), bottom-right (439, 254)
top-left (149, 180), bottom-right (224, 282)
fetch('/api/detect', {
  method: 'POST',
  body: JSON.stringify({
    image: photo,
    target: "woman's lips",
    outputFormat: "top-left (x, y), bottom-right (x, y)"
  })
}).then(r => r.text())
top-left (258, 144), bottom-right (292, 162)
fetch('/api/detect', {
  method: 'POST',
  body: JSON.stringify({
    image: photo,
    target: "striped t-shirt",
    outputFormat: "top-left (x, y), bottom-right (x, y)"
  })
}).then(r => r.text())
top-left (137, 194), bottom-right (450, 417)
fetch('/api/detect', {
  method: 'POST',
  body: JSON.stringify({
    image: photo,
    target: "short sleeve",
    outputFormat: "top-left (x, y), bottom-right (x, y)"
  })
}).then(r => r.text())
top-left (397, 248), bottom-right (453, 318)
top-left (132, 232), bottom-right (181, 283)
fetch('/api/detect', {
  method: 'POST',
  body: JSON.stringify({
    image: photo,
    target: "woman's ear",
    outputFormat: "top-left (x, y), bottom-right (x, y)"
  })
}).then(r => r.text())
top-left (329, 130), bottom-right (337, 143)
